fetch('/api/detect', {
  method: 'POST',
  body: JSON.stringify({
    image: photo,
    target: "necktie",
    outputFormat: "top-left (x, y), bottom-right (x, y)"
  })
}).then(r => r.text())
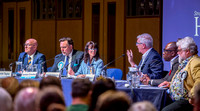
top-left (62, 56), bottom-right (69, 76)
top-left (168, 69), bottom-right (172, 76)
top-left (28, 57), bottom-right (31, 66)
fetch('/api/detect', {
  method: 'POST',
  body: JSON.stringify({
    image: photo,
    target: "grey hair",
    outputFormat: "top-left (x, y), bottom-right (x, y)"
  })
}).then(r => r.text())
top-left (137, 33), bottom-right (153, 48)
top-left (0, 87), bottom-right (13, 111)
top-left (176, 37), bottom-right (198, 55)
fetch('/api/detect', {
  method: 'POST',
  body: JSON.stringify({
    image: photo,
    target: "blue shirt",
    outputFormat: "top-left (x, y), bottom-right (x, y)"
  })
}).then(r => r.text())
top-left (75, 58), bottom-right (104, 77)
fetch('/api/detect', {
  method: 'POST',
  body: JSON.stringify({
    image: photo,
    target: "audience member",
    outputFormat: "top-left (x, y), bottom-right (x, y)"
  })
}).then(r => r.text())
top-left (0, 87), bottom-right (13, 111)
top-left (129, 101), bottom-right (156, 111)
top-left (18, 38), bottom-right (47, 72)
top-left (67, 78), bottom-right (92, 111)
top-left (69, 41), bottom-right (103, 77)
top-left (39, 76), bottom-right (62, 90)
top-left (51, 37), bottom-right (84, 77)
top-left (18, 79), bottom-right (39, 91)
top-left (88, 78), bottom-right (116, 111)
top-left (143, 42), bottom-right (179, 86)
top-left (127, 33), bottom-right (163, 79)
top-left (14, 87), bottom-right (39, 111)
top-left (1, 77), bottom-right (19, 99)
top-left (47, 103), bottom-right (66, 111)
top-left (35, 86), bottom-right (66, 111)
top-left (95, 90), bottom-right (131, 111)
top-left (161, 37), bottom-right (200, 111)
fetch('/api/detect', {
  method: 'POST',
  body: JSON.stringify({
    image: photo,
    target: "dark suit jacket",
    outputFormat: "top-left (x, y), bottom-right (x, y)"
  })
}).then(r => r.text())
top-left (151, 57), bottom-right (179, 86)
top-left (18, 51), bottom-right (47, 72)
top-left (139, 48), bottom-right (163, 79)
top-left (50, 49), bottom-right (84, 73)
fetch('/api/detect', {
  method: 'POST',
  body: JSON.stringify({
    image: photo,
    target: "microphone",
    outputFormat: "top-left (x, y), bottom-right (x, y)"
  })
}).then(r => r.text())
top-left (41, 56), bottom-right (60, 65)
top-left (9, 62), bottom-right (15, 71)
top-left (102, 54), bottom-right (125, 69)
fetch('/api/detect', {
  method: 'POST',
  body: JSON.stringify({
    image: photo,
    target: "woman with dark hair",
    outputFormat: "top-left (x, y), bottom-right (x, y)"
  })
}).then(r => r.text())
top-left (69, 41), bottom-right (103, 77)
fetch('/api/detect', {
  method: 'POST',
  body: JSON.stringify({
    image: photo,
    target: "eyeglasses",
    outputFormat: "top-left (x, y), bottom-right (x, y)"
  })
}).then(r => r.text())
top-left (24, 44), bottom-right (34, 47)
top-left (163, 49), bottom-right (176, 52)
top-left (136, 42), bottom-right (143, 45)
top-left (177, 49), bottom-right (184, 52)
top-left (88, 48), bottom-right (97, 51)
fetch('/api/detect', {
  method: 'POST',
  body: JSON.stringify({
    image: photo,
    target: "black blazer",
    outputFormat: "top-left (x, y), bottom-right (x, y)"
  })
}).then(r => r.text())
top-left (50, 49), bottom-right (84, 73)
top-left (151, 57), bottom-right (179, 86)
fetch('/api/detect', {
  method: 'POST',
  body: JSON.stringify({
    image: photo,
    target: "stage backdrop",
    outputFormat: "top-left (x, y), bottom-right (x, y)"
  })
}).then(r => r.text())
top-left (162, 0), bottom-right (200, 71)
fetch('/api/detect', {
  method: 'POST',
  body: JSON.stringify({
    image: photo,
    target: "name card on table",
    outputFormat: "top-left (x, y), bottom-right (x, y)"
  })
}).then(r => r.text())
top-left (85, 74), bottom-right (95, 81)
top-left (0, 71), bottom-right (12, 78)
top-left (21, 72), bottom-right (37, 79)
top-left (45, 72), bottom-right (60, 78)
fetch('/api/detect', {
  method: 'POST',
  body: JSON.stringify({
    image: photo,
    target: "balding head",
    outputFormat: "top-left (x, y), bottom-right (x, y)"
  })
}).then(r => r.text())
top-left (14, 87), bottom-right (39, 111)
top-left (24, 38), bottom-right (38, 55)
top-left (163, 42), bottom-right (178, 61)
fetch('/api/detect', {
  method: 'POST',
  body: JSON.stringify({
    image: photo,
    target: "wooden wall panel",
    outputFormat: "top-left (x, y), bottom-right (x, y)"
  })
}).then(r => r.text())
top-left (2, 2), bottom-right (16, 68)
top-left (57, 20), bottom-right (83, 52)
top-left (32, 20), bottom-right (56, 67)
top-left (0, 22), bottom-right (2, 67)
top-left (125, 17), bottom-right (161, 74)
top-left (16, 1), bottom-right (31, 54)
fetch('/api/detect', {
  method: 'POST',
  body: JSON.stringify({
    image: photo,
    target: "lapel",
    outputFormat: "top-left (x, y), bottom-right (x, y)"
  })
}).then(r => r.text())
top-left (70, 50), bottom-right (77, 67)
top-left (139, 49), bottom-right (152, 71)
top-left (24, 54), bottom-right (28, 66)
top-left (32, 51), bottom-right (38, 65)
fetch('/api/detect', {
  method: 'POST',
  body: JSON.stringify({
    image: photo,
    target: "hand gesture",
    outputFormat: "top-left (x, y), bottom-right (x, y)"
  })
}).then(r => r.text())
top-left (141, 74), bottom-right (150, 85)
top-left (68, 67), bottom-right (75, 75)
top-left (126, 49), bottom-right (135, 67)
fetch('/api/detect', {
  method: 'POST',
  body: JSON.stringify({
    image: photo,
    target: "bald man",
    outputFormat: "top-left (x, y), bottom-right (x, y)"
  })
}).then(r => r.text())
top-left (142, 42), bottom-right (179, 86)
top-left (18, 38), bottom-right (47, 72)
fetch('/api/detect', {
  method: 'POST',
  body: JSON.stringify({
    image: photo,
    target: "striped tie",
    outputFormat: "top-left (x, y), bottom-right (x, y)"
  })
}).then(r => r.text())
top-left (28, 57), bottom-right (31, 66)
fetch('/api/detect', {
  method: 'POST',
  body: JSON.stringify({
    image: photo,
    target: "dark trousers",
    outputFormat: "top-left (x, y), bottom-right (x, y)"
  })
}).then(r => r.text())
top-left (162, 99), bottom-right (193, 111)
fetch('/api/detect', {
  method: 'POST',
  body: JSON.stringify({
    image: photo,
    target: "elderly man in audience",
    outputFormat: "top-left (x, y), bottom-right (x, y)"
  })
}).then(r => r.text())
top-left (0, 87), bottom-right (13, 111)
top-left (35, 86), bottom-right (66, 111)
top-left (51, 37), bottom-right (84, 76)
top-left (67, 78), bottom-right (92, 111)
top-left (95, 90), bottom-right (131, 111)
top-left (14, 87), bottom-right (39, 111)
top-left (18, 38), bottom-right (47, 72)
top-left (161, 37), bottom-right (200, 111)
top-left (142, 42), bottom-right (179, 86)
top-left (127, 33), bottom-right (163, 79)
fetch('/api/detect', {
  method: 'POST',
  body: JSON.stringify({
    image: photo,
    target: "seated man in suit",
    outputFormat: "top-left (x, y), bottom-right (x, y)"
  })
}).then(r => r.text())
top-left (127, 33), bottom-right (163, 79)
top-left (161, 37), bottom-right (200, 111)
top-left (51, 37), bottom-right (84, 76)
top-left (142, 42), bottom-right (179, 86)
top-left (18, 38), bottom-right (47, 72)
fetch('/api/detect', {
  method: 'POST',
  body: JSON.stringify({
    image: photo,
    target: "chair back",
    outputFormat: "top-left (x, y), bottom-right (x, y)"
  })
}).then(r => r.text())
top-left (47, 67), bottom-right (52, 72)
top-left (106, 68), bottom-right (123, 80)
